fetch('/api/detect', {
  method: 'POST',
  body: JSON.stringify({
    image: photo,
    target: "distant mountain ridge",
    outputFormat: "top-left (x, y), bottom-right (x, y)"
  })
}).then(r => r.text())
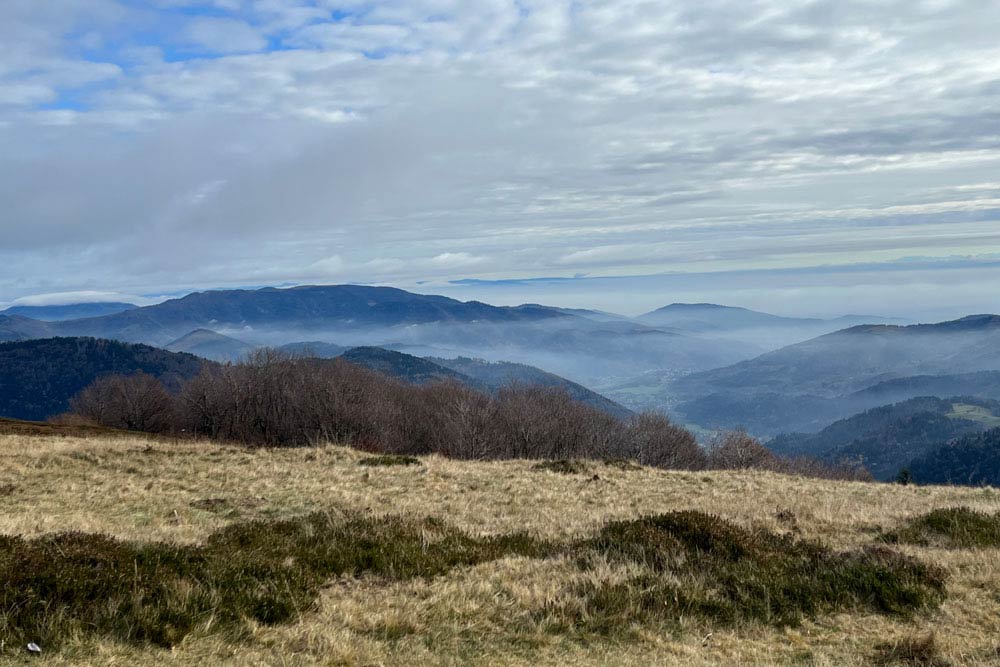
top-left (633, 302), bottom-right (902, 357)
top-left (639, 303), bottom-right (823, 330)
top-left (0, 315), bottom-right (53, 342)
top-left (663, 313), bottom-right (1000, 436)
top-left (165, 329), bottom-right (253, 362)
top-left (639, 303), bottom-right (899, 332)
top-left (0, 285), bottom-right (763, 385)
top-left (676, 314), bottom-right (1000, 399)
top-left (2, 302), bottom-right (138, 322)
top-left (277, 341), bottom-right (348, 358)
top-left (339, 347), bottom-right (471, 386)
top-left (47, 285), bottom-right (570, 346)
top-left (0, 287), bottom-right (979, 412)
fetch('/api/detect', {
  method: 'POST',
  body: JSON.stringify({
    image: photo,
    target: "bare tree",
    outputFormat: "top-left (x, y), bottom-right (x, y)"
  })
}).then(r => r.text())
top-left (70, 372), bottom-right (175, 433)
top-left (705, 429), bottom-right (781, 471)
top-left (625, 412), bottom-right (707, 470)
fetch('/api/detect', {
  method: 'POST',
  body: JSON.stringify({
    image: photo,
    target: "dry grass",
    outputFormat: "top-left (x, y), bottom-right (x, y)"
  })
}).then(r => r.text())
top-left (1, 433), bottom-right (1000, 665)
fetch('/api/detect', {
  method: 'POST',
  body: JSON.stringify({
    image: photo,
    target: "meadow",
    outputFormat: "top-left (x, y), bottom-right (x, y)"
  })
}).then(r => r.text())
top-left (1, 430), bottom-right (999, 666)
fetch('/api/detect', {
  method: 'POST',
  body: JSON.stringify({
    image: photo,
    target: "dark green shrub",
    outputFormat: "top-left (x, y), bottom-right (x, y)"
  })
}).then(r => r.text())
top-left (560, 511), bottom-right (947, 631)
top-left (0, 513), bottom-right (555, 650)
top-left (0, 510), bottom-right (947, 652)
top-left (883, 508), bottom-right (1000, 548)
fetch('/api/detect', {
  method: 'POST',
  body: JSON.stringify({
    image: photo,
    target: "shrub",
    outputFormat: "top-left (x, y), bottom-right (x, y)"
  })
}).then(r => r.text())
top-left (603, 458), bottom-right (643, 471)
top-left (558, 511), bottom-right (947, 632)
top-left (883, 508), bottom-right (1000, 548)
top-left (0, 512), bottom-right (555, 650)
top-left (0, 511), bottom-right (947, 652)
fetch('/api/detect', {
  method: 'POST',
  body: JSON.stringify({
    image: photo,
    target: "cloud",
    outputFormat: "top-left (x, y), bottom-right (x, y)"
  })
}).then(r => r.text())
top-left (9, 290), bottom-right (157, 307)
top-left (426, 252), bottom-right (484, 268)
top-left (180, 17), bottom-right (268, 54)
top-left (0, 0), bottom-right (999, 316)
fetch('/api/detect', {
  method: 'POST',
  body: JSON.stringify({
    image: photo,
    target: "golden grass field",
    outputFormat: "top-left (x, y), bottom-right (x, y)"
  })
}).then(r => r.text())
top-left (2, 431), bottom-right (1000, 666)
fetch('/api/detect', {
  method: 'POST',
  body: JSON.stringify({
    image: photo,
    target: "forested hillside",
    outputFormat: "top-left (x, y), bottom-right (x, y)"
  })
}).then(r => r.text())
top-left (908, 428), bottom-right (1000, 486)
top-left (0, 337), bottom-right (206, 421)
top-left (768, 397), bottom-right (1000, 480)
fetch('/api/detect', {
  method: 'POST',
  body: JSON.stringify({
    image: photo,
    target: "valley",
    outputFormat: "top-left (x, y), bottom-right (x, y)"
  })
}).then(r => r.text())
top-left (4, 284), bottom-right (1000, 485)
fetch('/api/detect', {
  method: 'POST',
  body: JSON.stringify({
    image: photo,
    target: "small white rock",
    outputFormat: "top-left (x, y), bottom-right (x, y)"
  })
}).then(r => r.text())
top-left (27, 642), bottom-right (41, 654)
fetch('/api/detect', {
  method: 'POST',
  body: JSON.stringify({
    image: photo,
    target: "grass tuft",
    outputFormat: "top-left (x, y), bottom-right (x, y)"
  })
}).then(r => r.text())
top-left (532, 459), bottom-right (589, 474)
top-left (872, 633), bottom-right (951, 666)
top-left (603, 458), bottom-right (643, 471)
top-left (883, 507), bottom-right (1000, 548)
top-left (357, 455), bottom-right (422, 467)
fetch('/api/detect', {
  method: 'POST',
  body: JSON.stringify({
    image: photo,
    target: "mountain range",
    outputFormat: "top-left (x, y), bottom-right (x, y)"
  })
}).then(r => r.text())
top-left (0, 286), bottom-right (772, 384)
top-left (637, 303), bottom-right (902, 349)
top-left (5, 285), bottom-right (1000, 451)
top-left (661, 315), bottom-right (1000, 435)
top-left (1, 301), bottom-right (138, 321)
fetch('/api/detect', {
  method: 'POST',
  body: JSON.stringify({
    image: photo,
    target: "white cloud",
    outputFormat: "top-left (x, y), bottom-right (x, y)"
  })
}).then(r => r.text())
top-left (1, 0), bottom-right (1000, 315)
top-left (426, 252), bottom-right (484, 268)
top-left (10, 290), bottom-right (156, 307)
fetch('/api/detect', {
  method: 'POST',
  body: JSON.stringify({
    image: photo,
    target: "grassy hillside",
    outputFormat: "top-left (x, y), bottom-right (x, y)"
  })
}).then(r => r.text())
top-left (1, 432), bottom-right (999, 665)
top-left (948, 402), bottom-right (1000, 428)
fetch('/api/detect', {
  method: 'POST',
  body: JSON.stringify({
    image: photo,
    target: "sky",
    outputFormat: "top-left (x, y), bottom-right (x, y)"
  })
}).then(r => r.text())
top-left (2, 0), bottom-right (1000, 319)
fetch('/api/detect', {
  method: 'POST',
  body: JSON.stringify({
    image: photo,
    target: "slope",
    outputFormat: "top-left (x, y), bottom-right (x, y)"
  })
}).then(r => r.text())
top-left (432, 356), bottom-right (634, 420)
top-left (908, 427), bottom-right (1000, 486)
top-left (768, 397), bottom-right (1000, 480)
top-left (165, 329), bottom-right (254, 362)
top-left (0, 337), bottom-right (208, 421)
top-left (3, 302), bottom-right (137, 321)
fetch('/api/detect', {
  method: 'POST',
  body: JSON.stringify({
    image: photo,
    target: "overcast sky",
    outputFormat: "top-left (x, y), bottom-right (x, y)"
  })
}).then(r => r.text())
top-left (2, 0), bottom-right (1000, 318)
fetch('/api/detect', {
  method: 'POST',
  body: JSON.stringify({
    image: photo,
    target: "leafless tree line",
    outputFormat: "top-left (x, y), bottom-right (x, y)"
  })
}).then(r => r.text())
top-left (67, 350), bottom-right (869, 479)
